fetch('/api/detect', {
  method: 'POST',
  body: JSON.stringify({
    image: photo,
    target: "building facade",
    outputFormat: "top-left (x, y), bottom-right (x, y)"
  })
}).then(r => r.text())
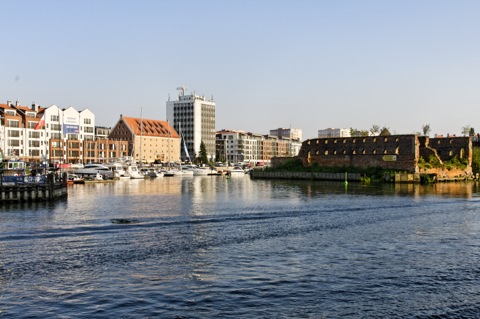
top-left (166, 87), bottom-right (216, 162)
top-left (298, 135), bottom-right (473, 177)
top-left (269, 127), bottom-right (303, 141)
top-left (109, 115), bottom-right (180, 164)
top-left (216, 129), bottom-right (302, 165)
top-left (318, 128), bottom-right (351, 138)
top-left (0, 101), bottom-right (129, 164)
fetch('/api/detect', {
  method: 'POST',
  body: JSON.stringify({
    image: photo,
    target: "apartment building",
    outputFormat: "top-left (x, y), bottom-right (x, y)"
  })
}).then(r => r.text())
top-left (318, 128), bottom-right (351, 138)
top-left (0, 101), bottom-right (128, 164)
top-left (269, 127), bottom-right (303, 141)
top-left (216, 129), bottom-right (302, 165)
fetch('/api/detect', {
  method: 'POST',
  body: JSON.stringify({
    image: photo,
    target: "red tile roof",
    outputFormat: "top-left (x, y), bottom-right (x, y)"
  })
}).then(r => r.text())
top-left (122, 116), bottom-right (179, 138)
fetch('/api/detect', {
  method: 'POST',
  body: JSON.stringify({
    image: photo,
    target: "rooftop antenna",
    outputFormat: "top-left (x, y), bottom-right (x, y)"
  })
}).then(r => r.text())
top-left (176, 86), bottom-right (186, 97)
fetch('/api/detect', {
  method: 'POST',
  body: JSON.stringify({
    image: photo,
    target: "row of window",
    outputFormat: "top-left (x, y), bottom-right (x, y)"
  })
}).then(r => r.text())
top-left (313, 148), bottom-right (399, 155)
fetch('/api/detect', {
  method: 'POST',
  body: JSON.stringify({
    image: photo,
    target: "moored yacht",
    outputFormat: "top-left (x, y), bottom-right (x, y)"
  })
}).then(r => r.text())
top-left (125, 164), bottom-right (144, 179)
top-left (74, 164), bottom-right (114, 179)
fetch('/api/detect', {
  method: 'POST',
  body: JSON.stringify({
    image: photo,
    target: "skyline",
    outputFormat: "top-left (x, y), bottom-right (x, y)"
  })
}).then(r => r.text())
top-left (2, 1), bottom-right (480, 139)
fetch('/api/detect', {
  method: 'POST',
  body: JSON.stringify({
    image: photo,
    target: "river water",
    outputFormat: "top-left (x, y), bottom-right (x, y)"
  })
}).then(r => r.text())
top-left (1, 176), bottom-right (480, 318)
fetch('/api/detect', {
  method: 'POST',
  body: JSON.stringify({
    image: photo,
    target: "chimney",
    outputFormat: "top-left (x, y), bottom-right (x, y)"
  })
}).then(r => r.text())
top-left (31, 102), bottom-right (39, 112)
top-left (15, 100), bottom-right (19, 107)
top-left (7, 100), bottom-right (11, 107)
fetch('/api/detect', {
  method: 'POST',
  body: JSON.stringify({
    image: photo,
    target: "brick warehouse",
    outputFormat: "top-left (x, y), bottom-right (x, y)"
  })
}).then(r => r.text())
top-left (297, 135), bottom-right (472, 177)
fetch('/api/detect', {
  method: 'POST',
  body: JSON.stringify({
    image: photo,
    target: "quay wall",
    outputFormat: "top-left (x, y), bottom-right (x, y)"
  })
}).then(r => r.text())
top-left (250, 171), bottom-right (361, 181)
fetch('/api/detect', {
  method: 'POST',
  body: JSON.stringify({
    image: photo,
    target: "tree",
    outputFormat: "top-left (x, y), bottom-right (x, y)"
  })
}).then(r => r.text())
top-left (370, 124), bottom-right (380, 136)
top-left (462, 125), bottom-right (471, 136)
top-left (422, 124), bottom-right (431, 136)
top-left (215, 150), bottom-right (224, 163)
top-left (199, 141), bottom-right (208, 165)
top-left (469, 127), bottom-right (475, 136)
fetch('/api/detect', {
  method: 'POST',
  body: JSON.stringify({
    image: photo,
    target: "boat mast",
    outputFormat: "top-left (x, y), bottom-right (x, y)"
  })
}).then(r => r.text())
top-left (139, 108), bottom-right (143, 166)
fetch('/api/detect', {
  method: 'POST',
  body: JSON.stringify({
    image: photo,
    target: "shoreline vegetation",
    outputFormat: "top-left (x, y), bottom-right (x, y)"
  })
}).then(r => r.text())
top-left (256, 157), bottom-right (480, 184)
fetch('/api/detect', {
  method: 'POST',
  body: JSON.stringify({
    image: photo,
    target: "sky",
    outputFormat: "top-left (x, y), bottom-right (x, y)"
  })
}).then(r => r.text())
top-left (2, 0), bottom-right (480, 139)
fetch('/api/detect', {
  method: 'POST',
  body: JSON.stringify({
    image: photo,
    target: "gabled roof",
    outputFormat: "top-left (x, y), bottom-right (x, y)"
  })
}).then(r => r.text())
top-left (122, 116), bottom-right (179, 138)
top-left (0, 103), bottom-right (46, 118)
top-left (0, 103), bottom-right (17, 111)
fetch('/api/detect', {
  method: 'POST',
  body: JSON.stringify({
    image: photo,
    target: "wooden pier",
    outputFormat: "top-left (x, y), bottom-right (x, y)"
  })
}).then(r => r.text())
top-left (0, 173), bottom-right (68, 203)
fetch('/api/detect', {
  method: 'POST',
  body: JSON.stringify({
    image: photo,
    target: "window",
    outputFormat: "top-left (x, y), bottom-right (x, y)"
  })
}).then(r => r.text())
top-left (8, 130), bottom-right (20, 137)
top-left (29, 131), bottom-right (40, 138)
top-left (51, 115), bottom-right (59, 121)
top-left (7, 120), bottom-right (19, 127)
top-left (84, 118), bottom-right (92, 124)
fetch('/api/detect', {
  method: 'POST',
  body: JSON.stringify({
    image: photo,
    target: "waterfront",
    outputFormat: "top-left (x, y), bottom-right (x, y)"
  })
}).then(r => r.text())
top-left (1, 177), bottom-right (480, 318)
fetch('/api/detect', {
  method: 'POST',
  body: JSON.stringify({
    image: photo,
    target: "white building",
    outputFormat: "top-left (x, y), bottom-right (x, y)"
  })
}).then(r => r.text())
top-left (166, 87), bottom-right (216, 162)
top-left (39, 105), bottom-right (95, 163)
top-left (216, 129), bottom-right (303, 166)
top-left (269, 127), bottom-right (303, 141)
top-left (0, 102), bottom-right (96, 162)
top-left (318, 128), bottom-right (351, 138)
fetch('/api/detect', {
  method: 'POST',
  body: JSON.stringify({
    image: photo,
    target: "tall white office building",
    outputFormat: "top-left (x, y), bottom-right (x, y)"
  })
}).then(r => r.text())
top-left (166, 87), bottom-right (216, 162)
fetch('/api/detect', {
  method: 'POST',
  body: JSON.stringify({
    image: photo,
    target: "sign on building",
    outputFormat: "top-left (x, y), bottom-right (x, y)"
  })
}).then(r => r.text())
top-left (63, 116), bottom-right (79, 135)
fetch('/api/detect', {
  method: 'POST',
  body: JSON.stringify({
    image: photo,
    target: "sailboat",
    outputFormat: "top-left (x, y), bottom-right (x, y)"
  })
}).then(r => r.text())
top-left (163, 120), bottom-right (181, 177)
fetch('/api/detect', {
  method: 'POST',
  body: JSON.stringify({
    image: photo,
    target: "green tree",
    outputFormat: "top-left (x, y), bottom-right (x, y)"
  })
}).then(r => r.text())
top-left (422, 124), bottom-right (431, 136)
top-left (469, 127), bottom-right (475, 136)
top-left (462, 125), bottom-right (471, 136)
top-left (199, 141), bottom-right (208, 165)
top-left (215, 151), bottom-right (224, 163)
top-left (472, 147), bottom-right (480, 175)
top-left (370, 124), bottom-right (380, 136)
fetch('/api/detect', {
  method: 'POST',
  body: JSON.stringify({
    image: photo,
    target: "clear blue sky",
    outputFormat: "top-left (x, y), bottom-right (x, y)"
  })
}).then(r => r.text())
top-left (2, 0), bottom-right (480, 139)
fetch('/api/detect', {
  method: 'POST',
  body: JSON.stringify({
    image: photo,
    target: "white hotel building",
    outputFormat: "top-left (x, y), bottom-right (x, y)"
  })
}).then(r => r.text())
top-left (166, 87), bottom-right (216, 162)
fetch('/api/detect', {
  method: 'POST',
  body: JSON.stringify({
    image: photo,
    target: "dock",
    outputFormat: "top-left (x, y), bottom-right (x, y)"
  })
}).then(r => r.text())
top-left (0, 173), bottom-right (68, 202)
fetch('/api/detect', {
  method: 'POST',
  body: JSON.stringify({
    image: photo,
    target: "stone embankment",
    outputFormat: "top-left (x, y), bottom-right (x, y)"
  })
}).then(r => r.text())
top-left (250, 171), bottom-right (360, 181)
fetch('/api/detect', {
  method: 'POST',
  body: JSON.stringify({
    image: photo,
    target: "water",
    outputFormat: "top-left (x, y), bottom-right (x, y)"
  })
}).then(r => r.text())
top-left (1, 177), bottom-right (480, 318)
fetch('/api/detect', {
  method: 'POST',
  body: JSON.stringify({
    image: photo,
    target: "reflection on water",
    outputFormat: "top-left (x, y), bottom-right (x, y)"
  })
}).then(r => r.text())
top-left (1, 177), bottom-right (480, 318)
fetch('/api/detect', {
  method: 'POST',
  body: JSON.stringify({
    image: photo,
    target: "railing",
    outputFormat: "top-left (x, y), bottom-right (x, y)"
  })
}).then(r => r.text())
top-left (1, 175), bottom-right (48, 185)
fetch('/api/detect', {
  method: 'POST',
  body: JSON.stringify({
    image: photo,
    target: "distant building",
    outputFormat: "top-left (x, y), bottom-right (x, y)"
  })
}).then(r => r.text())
top-left (0, 101), bottom-right (130, 164)
top-left (216, 129), bottom-right (302, 165)
top-left (166, 87), bottom-right (216, 162)
top-left (95, 126), bottom-right (112, 139)
top-left (298, 135), bottom-right (473, 178)
top-left (109, 115), bottom-right (180, 164)
top-left (318, 128), bottom-right (351, 138)
top-left (269, 127), bottom-right (303, 141)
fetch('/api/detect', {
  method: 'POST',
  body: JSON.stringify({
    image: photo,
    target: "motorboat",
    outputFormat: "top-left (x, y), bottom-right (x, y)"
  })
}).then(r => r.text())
top-left (193, 166), bottom-right (218, 176)
top-left (105, 162), bottom-right (129, 179)
top-left (125, 164), bottom-right (144, 179)
top-left (67, 173), bottom-right (84, 184)
top-left (74, 164), bottom-right (114, 179)
top-left (140, 167), bottom-right (160, 178)
top-left (162, 167), bottom-right (193, 177)
top-left (228, 167), bottom-right (245, 177)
